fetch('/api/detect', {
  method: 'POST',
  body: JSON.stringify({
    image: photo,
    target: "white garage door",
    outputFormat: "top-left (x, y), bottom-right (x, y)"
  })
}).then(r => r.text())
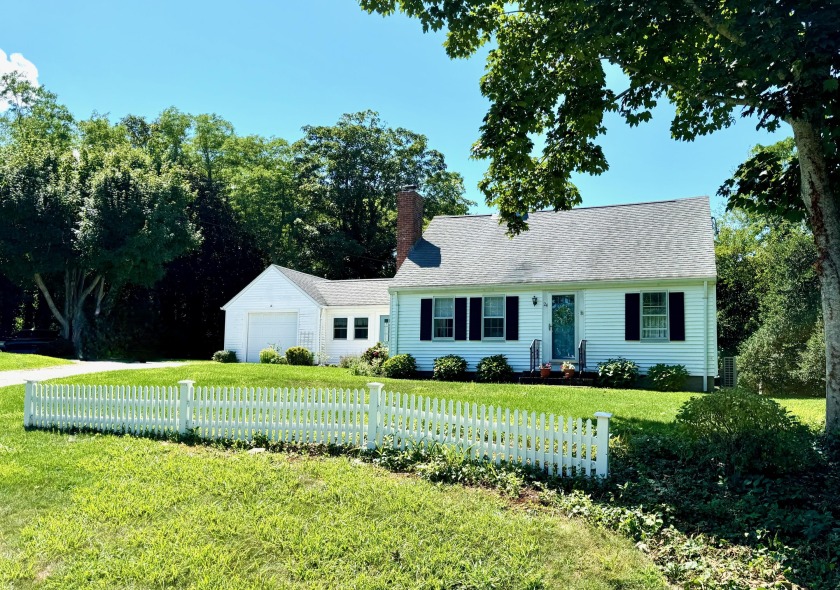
top-left (246, 312), bottom-right (298, 363)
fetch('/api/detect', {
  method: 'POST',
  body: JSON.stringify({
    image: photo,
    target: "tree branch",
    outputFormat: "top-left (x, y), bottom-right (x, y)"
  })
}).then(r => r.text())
top-left (611, 59), bottom-right (756, 109)
top-left (80, 274), bottom-right (101, 301)
top-left (95, 277), bottom-right (106, 316)
top-left (682, 0), bottom-right (745, 47)
top-left (34, 273), bottom-right (68, 333)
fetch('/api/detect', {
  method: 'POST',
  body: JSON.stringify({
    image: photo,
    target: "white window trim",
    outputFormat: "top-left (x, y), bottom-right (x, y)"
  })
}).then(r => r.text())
top-left (353, 317), bottom-right (369, 340)
top-left (333, 317), bottom-right (348, 340)
top-left (432, 296), bottom-right (455, 341)
top-left (481, 295), bottom-right (506, 341)
top-left (640, 291), bottom-right (669, 342)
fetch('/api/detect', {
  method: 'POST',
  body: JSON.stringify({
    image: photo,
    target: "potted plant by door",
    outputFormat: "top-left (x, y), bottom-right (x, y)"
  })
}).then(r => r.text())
top-left (561, 361), bottom-right (576, 379)
top-left (540, 362), bottom-right (552, 378)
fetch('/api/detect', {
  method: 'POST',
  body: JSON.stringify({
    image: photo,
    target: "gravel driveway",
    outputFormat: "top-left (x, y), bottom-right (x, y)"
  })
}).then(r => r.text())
top-left (0, 361), bottom-right (186, 387)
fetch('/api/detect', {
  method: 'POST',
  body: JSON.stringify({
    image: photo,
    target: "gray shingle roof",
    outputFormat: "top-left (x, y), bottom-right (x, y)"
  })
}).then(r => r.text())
top-left (392, 197), bottom-right (716, 288)
top-left (274, 266), bottom-right (391, 306)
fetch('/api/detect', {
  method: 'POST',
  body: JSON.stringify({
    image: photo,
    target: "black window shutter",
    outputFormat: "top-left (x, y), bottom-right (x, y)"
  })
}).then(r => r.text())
top-left (505, 296), bottom-right (519, 341)
top-left (454, 297), bottom-right (467, 340)
top-left (669, 292), bottom-right (685, 341)
top-left (625, 293), bottom-right (640, 340)
top-left (420, 298), bottom-right (433, 341)
top-left (469, 297), bottom-right (482, 340)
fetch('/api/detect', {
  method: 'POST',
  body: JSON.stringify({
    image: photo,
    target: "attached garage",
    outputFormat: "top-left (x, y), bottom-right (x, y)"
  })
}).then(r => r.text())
top-left (246, 312), bottom-right (298, 363)
top-left (221, 265), bottom-right (392, 364)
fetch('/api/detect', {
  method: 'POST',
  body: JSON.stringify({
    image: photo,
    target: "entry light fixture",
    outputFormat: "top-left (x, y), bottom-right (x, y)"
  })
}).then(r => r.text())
top-left (532, 295), bottom-right (539, 307)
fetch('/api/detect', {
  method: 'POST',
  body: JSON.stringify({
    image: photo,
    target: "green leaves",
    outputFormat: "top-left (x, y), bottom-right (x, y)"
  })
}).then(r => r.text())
top-left (292, 111), bottom-right (473, 278)
top-left (360, 0), bottom-right (840, 232)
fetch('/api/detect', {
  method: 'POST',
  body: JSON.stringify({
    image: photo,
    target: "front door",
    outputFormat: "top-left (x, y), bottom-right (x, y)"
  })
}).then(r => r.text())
top-left (551, 294), bottom-right (576, 360)
top-left (379, 315), bottom-right (390, 345)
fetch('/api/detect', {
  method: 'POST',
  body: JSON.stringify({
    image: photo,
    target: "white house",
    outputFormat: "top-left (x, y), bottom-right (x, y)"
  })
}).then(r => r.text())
top-left (223, 188), bottom-right (717, 391)
top-left (221, 266), bottom-right (391, 364)
top-left (388, 189), bottom-right (717, 391)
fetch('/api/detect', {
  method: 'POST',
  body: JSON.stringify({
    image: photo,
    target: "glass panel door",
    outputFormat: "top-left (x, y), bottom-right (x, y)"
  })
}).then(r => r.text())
top-left (551, 294), bottom-right (576, 359)
top-left (379, 315), bottom-right (390, 344)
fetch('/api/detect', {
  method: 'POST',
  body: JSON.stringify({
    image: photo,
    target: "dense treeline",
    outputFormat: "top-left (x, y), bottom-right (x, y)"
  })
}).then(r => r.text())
top-left (0, 75), bottom-right (473, 358)
top-left (716, 206), bottom-right (825, 395)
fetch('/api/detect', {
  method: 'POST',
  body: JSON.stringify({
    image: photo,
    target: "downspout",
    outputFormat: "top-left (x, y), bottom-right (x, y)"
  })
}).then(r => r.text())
top-left (317, 306), bottom-right (324, 364)
top-left (703, 280), bottom-right (709, 392)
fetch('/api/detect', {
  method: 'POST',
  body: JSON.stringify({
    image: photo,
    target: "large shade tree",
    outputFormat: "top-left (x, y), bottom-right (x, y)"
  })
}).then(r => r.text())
top-left (0, 77), bottom-right (200, 355)
top-left (293, 111), bottom-right (473, 279)
top-left (361, 0), bottom-right (840, 429)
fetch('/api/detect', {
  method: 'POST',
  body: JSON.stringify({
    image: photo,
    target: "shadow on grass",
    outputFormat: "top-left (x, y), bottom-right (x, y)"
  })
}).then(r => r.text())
top-left (579, 416), bottom-right (840, 590)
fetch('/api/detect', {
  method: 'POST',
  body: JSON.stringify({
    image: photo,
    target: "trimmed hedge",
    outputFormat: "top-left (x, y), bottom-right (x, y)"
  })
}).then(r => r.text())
top-left (433, 354), bottom-right (468, 381)
top-left (212, 350), bottom-right (238, 363)
top-left (285, 346), bottom-right (314, 366)
top-left (381, 354), bottom-right (416, 379)
top-left (475, 355), bottom-right (514, 383)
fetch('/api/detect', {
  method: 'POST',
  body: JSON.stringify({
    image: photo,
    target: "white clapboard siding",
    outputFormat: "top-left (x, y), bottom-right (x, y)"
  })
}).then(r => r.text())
top-left (22, 380), bottom-right (612, 477)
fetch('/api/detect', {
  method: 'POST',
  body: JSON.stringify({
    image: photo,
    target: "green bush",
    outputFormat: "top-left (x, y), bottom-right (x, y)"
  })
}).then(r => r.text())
top-left (597, 357), bottom-right (640, 388)
top-left (738, 319), bottom-right (825, 396)
top-left (676, 388), bottom-right (816, 475)
top-left (212, 350), bottom-right (238, 363)
top-left (796, 322), bottom-right (826, 396)
top-left (349, 359), bottom-right (382, 377)
top-left (285, 346), bottom-right (314, 366)
top-left (475, 355), bottom-right (514, 383)
top-left (381, 353), bottom-right (416, 379)
top-left (339, 355), bottom-right (359, 369)
top-left (361, 342), bottom-right (389, 364)
top-left (646, 363), bottom-right (689, 391)
top-left (259, 347), bottom-right (281, 364)
top-left (433, 354), bottom-right (468, 381)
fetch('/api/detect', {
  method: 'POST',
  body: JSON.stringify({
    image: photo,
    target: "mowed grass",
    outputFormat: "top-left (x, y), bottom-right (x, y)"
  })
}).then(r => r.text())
top-left (0, 352), bottom-right (73, 372)
top-left (0, 377), bottom-right (665, 589)
top-left (48, 361), bottom-right (827, 431)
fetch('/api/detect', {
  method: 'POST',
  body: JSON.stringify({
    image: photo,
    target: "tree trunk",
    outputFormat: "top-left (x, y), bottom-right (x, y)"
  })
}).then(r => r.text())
top-left (33, 270), bottom-right (100, 359)
top-left (790, 119), bottom-right (840, 431)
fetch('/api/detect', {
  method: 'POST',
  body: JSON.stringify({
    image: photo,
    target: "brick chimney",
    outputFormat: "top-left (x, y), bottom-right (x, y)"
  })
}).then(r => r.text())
top-left (396, 185), bottom-right (424, 271)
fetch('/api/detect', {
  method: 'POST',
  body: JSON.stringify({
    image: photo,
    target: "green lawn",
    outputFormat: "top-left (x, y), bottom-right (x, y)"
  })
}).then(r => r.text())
top-left (0, 352), bottom-right (73, 372)
top-left (0, 379), bottom-right (663, 590)
top-left (1, 362), bottom-right (825, 588)
top-left (47, 361), bottom-right (827, 431)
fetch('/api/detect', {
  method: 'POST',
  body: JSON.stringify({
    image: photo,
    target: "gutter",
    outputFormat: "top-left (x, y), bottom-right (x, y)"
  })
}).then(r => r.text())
top-left (387, 276), bottom-right (718, 295)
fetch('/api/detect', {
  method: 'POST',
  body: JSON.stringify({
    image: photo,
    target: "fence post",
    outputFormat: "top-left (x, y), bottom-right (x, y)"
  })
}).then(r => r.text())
top-left (178, 380), bottom-right (195, 435)
top-left (23, 380), bottom-right (38, 427)
top-left (594, 412), bottom-right (613, 477)
top-left (366, 382), bottom-right (383, 450)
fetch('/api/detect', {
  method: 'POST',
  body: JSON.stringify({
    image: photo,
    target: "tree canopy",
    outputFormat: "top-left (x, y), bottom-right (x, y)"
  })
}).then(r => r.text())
top-left (361, 0), bottom-right (838, 231)
top-left (0, 76), bottom-right (470, 357)
top-left (293, 111), bottom-right (473, 278)
top-left (361, 0), bottom-right (840, 430)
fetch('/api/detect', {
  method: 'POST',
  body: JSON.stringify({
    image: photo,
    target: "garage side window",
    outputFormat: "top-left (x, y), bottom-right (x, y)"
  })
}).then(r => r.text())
top-left (354, 317), bottom-right (369, 339)
top-left (333, 318), bottom-right (348, 339)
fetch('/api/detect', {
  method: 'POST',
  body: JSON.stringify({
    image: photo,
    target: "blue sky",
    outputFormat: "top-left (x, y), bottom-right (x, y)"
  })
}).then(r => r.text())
top-left (2, 0), bottom-right (788, 214)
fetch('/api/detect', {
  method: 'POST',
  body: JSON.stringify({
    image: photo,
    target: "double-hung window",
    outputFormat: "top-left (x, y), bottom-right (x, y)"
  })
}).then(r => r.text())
top-left (433, 298), bottom-right (454, 339)
top-left (333, 318), bottom-right (348, 339)
top-left (482, 296), bottom-right (505, 339)
top-left (354, 317), bottom-right (369, 339)
top-left (641, 292), bottom-right (668, 340)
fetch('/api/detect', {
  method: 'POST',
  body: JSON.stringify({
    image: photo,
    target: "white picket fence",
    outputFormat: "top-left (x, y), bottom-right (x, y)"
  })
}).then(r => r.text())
top-left (22, 380), bottom-right (613, 477)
